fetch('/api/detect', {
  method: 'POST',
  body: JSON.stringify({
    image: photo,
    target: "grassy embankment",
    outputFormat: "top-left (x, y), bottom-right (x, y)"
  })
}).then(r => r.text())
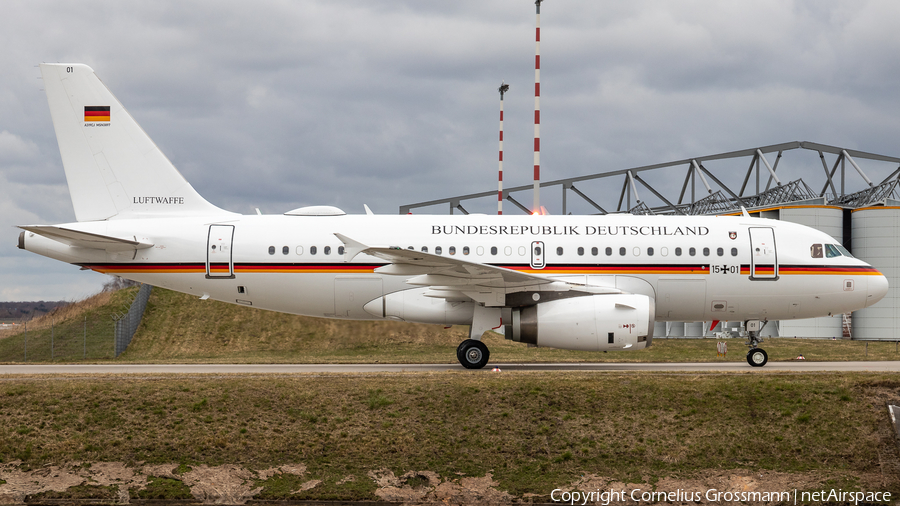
top-left (0, 373), bottom-right (898, 500)
top-left (0, 289), bottom-right (126, 362)
top-left (1, 286), bottom-right (899, 363)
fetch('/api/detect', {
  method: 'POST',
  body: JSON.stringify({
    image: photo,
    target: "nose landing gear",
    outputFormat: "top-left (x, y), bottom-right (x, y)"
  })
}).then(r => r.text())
top-left (745, 319), bottom-right (768, 367)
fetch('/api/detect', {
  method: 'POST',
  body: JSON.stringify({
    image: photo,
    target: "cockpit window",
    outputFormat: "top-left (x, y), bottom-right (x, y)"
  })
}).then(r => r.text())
top-left (835, 244), bottom-right (854, 258)
top-left (812, 243), bottom-right (853, 259)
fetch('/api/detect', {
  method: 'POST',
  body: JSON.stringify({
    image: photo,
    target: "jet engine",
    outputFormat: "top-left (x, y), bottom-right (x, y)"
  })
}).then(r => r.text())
top-left (363, 288), bottom-right (475, 325)
top-left (502, 294), bottom-right (655, 351)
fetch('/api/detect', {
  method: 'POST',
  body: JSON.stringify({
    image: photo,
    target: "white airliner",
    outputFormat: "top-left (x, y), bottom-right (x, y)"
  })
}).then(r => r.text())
top-left (18, 64), bottom-right (888, 368)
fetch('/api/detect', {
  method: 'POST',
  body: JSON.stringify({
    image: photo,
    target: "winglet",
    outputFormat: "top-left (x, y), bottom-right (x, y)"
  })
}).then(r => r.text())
top-left (741, 206), bottom-right (751, 218)
top-left (334, 233), bottom-right (369, 262)
top-left (364, 204), bottom-right (374, 216)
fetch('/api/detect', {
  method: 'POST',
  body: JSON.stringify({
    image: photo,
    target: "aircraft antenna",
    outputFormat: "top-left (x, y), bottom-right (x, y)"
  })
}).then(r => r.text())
top-left (498, 82), bottom-right (509, 215)
top-left (533, 0), bottom-right (544, 214)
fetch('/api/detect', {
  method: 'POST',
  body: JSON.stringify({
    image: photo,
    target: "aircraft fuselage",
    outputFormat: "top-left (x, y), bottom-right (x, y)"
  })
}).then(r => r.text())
top-left (21, 213), bottom-right (886, 324)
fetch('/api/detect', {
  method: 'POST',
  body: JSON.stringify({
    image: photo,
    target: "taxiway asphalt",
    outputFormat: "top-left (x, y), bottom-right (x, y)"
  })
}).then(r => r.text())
top-left (1, 361), bottom-right (898, 375)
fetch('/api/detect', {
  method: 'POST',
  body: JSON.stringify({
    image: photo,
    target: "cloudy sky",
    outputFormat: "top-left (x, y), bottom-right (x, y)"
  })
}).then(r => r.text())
top-left (2, 0), bottom-right (900, 301)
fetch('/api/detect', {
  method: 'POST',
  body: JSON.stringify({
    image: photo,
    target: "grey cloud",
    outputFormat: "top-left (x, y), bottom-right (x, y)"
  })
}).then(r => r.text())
top-left (2, 0), bottom-right (900, 299)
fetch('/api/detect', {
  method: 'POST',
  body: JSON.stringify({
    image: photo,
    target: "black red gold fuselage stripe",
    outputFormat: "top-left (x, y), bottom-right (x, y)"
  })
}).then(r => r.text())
top-left (78, 263), bottom-right (883, 276)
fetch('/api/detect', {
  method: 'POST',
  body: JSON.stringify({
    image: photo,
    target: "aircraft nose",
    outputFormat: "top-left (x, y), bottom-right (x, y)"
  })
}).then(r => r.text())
top-left (866, 271), bottom-right (889, 307)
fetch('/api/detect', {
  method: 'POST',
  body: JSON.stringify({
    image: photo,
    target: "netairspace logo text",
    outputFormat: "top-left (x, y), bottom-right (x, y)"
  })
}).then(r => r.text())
top-left (550, 488), bottom-right (892, 505)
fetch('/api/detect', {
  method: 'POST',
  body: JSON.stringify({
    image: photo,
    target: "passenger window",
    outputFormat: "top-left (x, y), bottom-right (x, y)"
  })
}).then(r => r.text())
top-left (825, 244), bottom-right (841, 258)
top-left (675, 247), bottom-right (682, 256)
top-left (619, 247), bottom-right (626, 256)
top-left (592, 247), bottom-right (598, 256)
top-left (338, 246), bottom-right (345, 255)
top-left (557, 247), bottom-right (564, 255)
top-left (310, 246), bottom-right (317, 255)
top-left (689, 247), bottom-right (696, 256)
top-left (476, 246), bottom-right (484, 255)
top-left (436, 246), bottom-right (443, 255)
top-left (647, 247), bottom-right (654, 256)
top-left (810, 244), bottom-right (823, 258)
top-left (407, 246), bottom-right (414, 250)
top-left (449, 246), bottom-right (456, 255)
top-left (703, 247), bottom-right (710, 256)
top-left (716, 247), bottom-right (723, 256)
top-left (296, 246), bottom-right (304, 255)
top-left (518, 246), bottom-right (526, 256)
top-left (661, 247), bottom-right (668, 257)
top-left (324, 246), bottom-right (332, 255)
top-left (506, 246), bottom-right (513, 256)
top-left (633, 247), bottom-right (641, 256)
top-left (268, 246), bottom-right (275, 255)
top-left (577, 247), bottom-right (584, 256)
top-left (491, 246), bottom-right (498, 255)
top-left (606, 247), bottom-right (612, 256)
top-left (422, 246), bottom-right (429, 253)
top-left (731, 247), bottom-right (737, 256)
top-left (463, 246), bottom-right (470, 255)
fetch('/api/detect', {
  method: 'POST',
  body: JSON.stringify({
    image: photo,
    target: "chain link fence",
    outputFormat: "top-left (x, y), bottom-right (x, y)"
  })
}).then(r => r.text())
top-left (114, 284), bottom-right (152, 357)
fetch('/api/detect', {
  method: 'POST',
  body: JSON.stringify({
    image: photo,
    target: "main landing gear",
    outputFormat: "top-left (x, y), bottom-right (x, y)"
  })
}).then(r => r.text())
top-left (457, 339), bottom-right (490, 369)
top-left (745, 319), bottom-right (768, 367)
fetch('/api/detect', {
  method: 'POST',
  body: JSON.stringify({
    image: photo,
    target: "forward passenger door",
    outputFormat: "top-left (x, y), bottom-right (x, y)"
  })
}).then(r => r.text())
top-left (749, 227), bottom-right (777, 280)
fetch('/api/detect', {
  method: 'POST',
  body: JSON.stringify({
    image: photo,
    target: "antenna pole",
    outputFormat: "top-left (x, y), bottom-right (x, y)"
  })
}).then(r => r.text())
top-left (533, 0), bottom-right (543, 214)
top-left (498, 82), bottom-right (509, 215)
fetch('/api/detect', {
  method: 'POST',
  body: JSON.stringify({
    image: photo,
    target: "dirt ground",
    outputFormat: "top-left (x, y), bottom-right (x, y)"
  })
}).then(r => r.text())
top-left (0, 460), bottom-right (892, 505)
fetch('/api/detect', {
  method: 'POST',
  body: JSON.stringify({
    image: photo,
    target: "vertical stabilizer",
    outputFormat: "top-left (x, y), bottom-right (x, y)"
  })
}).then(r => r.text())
top-left (39, 63), bottom-right (230, 221)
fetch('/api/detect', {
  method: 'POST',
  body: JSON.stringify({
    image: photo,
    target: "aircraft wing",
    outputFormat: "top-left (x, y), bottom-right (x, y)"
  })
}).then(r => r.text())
top-left (19, 225), bottom-right (153, 252)
top-left (335, 233), bottom-right (618, 305)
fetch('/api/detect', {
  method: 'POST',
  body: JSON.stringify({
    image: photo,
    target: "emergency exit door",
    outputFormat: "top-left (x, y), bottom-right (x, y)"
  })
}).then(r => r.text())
top-left (749, 227), bottom-right (777, 280)
top-left (207, 224), bottom-right (235, 279)
top-left (530, 241), bottom-right (545, 269)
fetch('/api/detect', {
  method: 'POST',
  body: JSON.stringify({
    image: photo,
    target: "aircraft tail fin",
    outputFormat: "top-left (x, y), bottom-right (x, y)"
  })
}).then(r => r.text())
top-left (39, 63), bottom-right (230, 221)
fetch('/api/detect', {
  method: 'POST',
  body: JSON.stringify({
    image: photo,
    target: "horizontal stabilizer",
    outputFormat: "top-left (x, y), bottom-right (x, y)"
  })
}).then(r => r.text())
top-left (19, 225), bottom-right (153, 252)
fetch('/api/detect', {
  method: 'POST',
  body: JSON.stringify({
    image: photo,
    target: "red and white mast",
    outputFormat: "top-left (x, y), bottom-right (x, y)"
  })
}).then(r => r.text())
top-left (533, 0), bottom-right (543, 213)
top-left (498, 82), bottom-right (509, 215)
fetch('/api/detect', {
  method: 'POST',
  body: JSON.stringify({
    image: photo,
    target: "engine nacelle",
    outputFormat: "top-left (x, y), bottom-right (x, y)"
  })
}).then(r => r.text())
top-left (503, 294), bottom-right (655, 351)
top-left (363, 288), bottom-right (475, 325)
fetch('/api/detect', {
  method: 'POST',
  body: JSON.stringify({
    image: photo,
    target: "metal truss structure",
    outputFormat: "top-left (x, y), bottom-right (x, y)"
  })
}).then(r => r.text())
top-left (400, 141), bottom-right (900, 215)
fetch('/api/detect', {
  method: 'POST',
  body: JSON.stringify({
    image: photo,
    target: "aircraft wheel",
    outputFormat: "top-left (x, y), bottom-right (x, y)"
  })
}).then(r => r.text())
top-left (456, 340), bottom-right (470, 362)
top-left (747, 348), bottom-right (768, 367)
top-left (457, 339), bottom-right (490, 369)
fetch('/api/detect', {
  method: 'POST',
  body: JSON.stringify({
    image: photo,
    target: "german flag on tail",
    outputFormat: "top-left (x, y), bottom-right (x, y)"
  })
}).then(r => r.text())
top-left (84, 106), bottom-right (110, 122)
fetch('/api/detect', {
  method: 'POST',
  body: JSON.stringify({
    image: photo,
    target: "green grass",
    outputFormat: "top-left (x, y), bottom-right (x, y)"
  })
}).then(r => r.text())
top-left (2, 286), bottom-right (899, 364)
top-left (0, 373), bottom-right (897, 500)
top-left (134, 476), bottom-right (193, 500)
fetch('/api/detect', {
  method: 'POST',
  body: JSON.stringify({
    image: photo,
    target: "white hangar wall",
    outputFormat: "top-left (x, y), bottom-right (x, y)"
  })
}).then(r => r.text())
top-left (850, 204), bottom-right (900, 340)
